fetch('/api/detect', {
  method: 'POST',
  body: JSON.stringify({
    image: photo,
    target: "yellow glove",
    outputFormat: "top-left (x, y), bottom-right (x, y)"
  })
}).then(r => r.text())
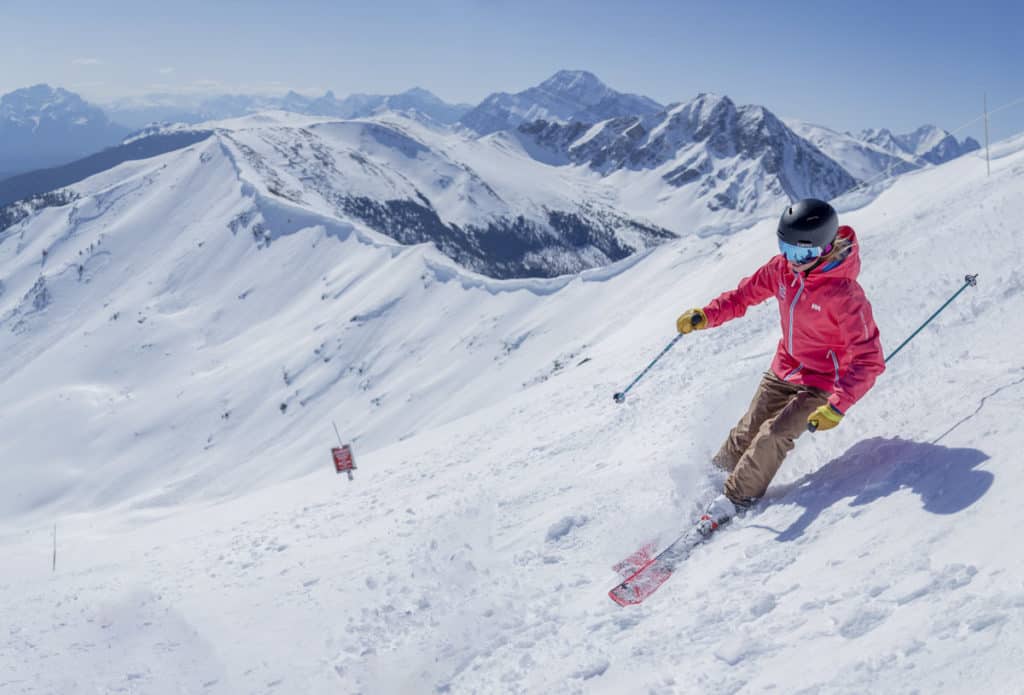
top-left (808, 404), bottom-right (844, 432)
top-left (676, 308), bottom-right (708, 334)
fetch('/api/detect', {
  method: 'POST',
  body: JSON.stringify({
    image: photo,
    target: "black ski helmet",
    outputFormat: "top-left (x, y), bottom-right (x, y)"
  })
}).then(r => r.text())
top-left (777, 198), bottom-right (838, 248)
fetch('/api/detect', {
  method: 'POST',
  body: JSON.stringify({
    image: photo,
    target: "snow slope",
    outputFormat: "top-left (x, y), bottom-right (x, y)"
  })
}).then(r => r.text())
top-left (1, 122), bottom-right (1022, 694)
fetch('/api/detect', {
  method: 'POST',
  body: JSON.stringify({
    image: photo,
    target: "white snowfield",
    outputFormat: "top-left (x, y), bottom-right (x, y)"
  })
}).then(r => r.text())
top-left (0, 116), bottom-right (1022, 694)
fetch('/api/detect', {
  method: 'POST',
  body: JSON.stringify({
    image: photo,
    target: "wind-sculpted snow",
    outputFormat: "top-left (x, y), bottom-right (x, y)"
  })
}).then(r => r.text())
top-left (1, 111), bottom-right (1023, 693)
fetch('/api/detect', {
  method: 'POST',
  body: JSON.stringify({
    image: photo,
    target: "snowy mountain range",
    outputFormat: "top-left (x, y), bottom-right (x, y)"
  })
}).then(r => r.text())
top-left (0, 73), bottom-right (983, 279)
top-left (103, 87), bottom-right (474, 129)
top-left (789, 121), bottom-right (980, 181)
top-left (861, 125), bottom-right (980, 165)
top-left (0, 85), bottom-right (130, 177)
top-left (517, 93), bottom-right (857, 222)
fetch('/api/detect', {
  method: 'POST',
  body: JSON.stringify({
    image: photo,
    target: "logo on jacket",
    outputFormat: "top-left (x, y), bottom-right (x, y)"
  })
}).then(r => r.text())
top-left (778, 282), bottom-right (787, 300)
top-left (811, 303), bottom-right (822, 312)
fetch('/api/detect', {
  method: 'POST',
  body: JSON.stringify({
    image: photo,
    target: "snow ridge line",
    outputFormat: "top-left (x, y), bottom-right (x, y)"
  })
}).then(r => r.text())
top-left (215, 130), bottom-right (664, 297)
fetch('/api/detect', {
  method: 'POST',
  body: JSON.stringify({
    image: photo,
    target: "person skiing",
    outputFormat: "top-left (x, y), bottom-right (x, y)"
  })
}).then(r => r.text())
top-left (676, 198), bottom-right (885, 533)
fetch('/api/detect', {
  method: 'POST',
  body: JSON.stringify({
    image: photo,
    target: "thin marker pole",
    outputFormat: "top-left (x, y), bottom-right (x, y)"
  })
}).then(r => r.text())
top-left (52, 523), bottom-right (56, 573)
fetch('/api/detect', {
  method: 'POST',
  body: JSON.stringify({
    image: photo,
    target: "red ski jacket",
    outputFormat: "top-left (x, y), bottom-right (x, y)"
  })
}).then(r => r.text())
top-left (702, 226), bottom-right (885, 413)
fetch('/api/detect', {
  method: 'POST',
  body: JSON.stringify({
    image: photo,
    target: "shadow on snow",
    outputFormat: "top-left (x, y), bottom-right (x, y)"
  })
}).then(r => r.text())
top-left (767, 436), bottom-right (993, 542)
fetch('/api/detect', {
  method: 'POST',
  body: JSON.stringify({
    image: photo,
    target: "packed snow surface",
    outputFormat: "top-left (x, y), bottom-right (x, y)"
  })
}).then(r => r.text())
top-left (1, 122), bottom-right (1023, 693)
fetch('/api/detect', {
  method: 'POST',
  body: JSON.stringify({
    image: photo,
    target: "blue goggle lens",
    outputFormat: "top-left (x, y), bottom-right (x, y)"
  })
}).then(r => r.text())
top-left (779, 239), bottom-right (823, 263)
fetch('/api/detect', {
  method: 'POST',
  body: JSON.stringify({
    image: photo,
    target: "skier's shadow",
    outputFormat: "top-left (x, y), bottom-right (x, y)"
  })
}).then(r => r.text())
top-left (764, 437), bottom-right (992, 542)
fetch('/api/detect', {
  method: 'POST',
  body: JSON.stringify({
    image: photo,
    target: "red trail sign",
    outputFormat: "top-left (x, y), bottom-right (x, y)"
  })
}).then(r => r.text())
top-left (332, 445), bottom-right (356, 480)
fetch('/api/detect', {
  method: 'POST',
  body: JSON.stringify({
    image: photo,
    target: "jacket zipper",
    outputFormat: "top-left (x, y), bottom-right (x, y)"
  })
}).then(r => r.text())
top-left (783, 363), bottom-right (803, 381)
top-left (787, 273), bottom-right (805, 355)
top-left (827, 349), bottom-right (841, 387)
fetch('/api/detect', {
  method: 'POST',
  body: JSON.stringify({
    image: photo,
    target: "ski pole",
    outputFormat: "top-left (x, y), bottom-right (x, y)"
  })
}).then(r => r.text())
top-left (808, 273), bottom-right (978, 432)
top-left (882, 274), bottom-right (978, 364)
top-left (613, 334), bottom-right (681, 403)
top-left (613, 313), bottom-right (703, 403)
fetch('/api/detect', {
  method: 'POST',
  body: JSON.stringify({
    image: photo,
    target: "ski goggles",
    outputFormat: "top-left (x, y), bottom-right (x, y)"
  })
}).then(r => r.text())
top-left (778, 239), bottom-right (826, 264)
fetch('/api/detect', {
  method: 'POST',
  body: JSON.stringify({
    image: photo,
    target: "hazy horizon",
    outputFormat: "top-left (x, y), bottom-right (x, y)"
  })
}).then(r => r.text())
top-left (2, 0), bottom-right (1022, 142)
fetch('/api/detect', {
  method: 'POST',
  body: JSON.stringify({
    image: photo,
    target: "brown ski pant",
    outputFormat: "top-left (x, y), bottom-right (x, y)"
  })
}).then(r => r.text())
top-left (713, 371), bottom-right (829, 504)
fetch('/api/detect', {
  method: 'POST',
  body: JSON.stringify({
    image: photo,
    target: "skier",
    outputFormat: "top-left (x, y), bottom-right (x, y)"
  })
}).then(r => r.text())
top-left (676, 198), bottom-right (885, 533)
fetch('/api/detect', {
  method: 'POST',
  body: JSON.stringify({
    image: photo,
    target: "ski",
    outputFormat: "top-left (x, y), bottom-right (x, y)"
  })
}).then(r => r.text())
top-left (611, 541), bottom-right (657, 580)
top-left (609, 517), bottom-right (720, 606)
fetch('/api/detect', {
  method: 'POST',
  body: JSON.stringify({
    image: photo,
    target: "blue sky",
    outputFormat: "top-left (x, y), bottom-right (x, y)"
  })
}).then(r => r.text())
top-left (2, 0), bottom-right (1022, 141)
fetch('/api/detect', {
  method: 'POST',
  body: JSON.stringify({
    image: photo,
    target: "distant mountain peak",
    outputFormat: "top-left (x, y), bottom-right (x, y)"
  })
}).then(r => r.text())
top-left (535, 70), bottom-right (636, 109)
top-left (690, 92), bottom-right (736, 119)
top-left (0, 84), bottom-right (129, 175)
top-left (1, 84), bottom-right (98, 117)
top-left (539, 69), bottom-right (605, 92)
top-left (460, 69), bottom-right (663, 135)
top-left (9, 83), bottom-right (66, 98)
top-left (400, 87), bottom-right (435, 99)
top-left (691, 91), bottom-right (730, 106)
top-left (2, 84), bottom-right (83, 113)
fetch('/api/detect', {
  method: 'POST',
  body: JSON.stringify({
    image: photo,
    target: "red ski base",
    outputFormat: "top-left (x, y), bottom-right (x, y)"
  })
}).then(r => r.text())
top-left (611, 542), bottom-right (656, 579)
top-left (608, 527), bottom-right (708, 606)
top-left (608, 562), bottom-right (675, 606)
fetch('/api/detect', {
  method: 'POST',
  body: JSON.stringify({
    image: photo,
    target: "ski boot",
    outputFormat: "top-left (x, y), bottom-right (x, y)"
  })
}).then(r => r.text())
top-left (695, 494), bottom-right (738, 537)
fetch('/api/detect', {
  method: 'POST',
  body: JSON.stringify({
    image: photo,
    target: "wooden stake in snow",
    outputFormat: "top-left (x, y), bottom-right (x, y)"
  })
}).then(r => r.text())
top-left (331, 421), bottom-right (356, 481)
top-left (52, 523), bottom-right (57, 573)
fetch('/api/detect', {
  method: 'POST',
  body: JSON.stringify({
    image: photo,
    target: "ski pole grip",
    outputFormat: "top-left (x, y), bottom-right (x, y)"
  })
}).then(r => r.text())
top-left (807, 421), bottom-right (818, 433)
